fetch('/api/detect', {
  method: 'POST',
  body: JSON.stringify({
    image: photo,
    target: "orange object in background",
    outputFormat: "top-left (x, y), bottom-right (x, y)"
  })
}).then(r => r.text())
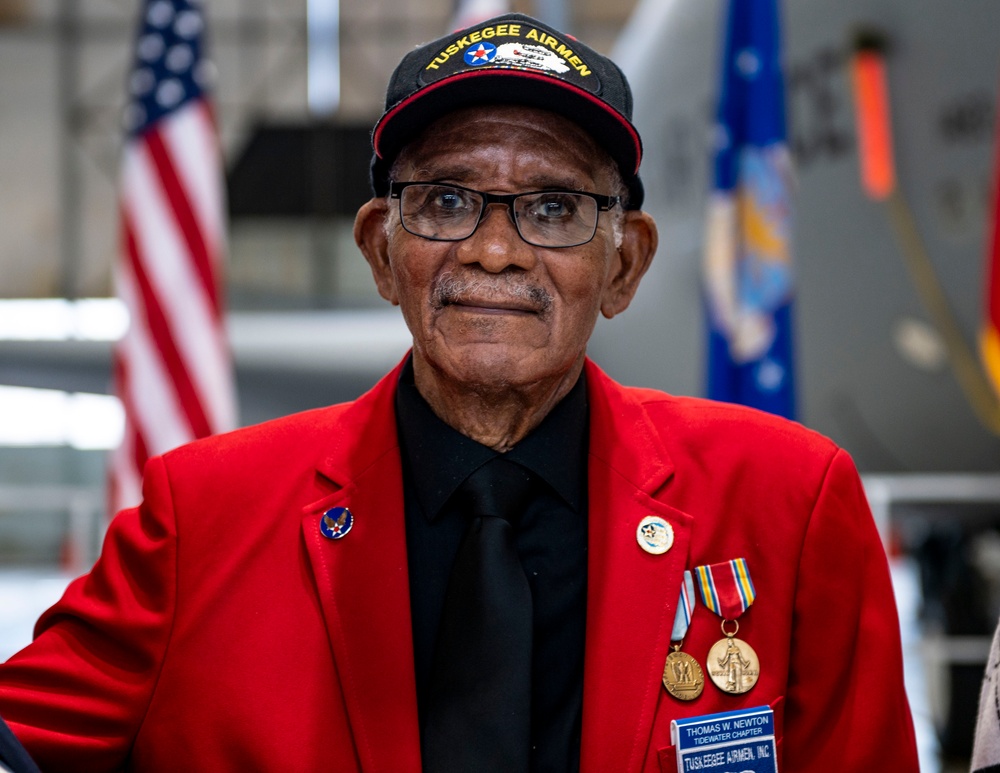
top-left (982, 80), bottom-right (1000, 399)
top-left (851, 45), bottom-right (896, 200)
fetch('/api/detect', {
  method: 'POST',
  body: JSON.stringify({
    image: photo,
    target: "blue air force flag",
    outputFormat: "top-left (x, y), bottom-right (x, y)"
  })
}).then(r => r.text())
top-left (703, 0), bottom-right (795, 419)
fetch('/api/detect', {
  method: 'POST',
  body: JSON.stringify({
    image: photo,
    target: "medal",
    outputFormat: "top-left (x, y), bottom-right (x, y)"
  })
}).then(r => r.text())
top-left (706, 620), bottom-right (760, 694)
top-left (663, 649), bottom-right (705, 701)
top-left (695, 558), bottom-right (760, 695)
top-left (662, 571), bottom-right (704, 700)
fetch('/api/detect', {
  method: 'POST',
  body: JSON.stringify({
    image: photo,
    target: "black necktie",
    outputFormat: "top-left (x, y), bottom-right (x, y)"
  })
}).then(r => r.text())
top-left (421, 456), bottom-right (536, 773)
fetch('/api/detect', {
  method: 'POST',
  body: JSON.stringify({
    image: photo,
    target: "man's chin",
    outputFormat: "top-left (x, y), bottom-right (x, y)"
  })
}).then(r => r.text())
top-left (438, 349), bottom-right (540, 389)
top-left (421, 343), bottom-right (580, 394)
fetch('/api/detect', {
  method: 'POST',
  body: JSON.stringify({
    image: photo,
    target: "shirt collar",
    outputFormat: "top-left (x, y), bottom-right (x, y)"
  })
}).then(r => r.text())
top-left (395, 357), bottom-right (588, 522)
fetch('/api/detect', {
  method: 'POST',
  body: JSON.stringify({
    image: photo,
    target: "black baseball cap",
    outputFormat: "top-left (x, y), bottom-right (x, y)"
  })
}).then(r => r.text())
top-left (370, 12), bottom-right (644, 209)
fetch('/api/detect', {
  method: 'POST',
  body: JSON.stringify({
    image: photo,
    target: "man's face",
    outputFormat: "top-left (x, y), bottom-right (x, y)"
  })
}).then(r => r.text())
top-left (359, 105), bottom-right (648, 395)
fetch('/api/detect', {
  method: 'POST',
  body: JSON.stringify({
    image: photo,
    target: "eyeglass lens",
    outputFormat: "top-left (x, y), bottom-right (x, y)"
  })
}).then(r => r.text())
top-left (398, 184), bottom-right (600, 248)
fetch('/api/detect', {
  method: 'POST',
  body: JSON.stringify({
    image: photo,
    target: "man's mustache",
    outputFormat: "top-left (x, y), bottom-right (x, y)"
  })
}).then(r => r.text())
top-left (431, 271), bottom-right (553, 313)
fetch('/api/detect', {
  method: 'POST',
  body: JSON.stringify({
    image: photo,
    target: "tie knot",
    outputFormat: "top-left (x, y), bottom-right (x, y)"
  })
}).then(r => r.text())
top-left (457, 456), bottom-right (536, 525)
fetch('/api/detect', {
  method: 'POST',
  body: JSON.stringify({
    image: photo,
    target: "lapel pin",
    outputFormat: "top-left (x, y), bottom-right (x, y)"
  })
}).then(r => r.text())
top-left (636, 515), bottom-right (674, 555)
top-left (320, 507), bottom-right (354, 540)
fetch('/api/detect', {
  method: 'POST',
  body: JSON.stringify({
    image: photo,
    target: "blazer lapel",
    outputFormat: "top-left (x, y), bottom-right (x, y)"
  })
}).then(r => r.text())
top-left (580, 361), bottom-right (694, 772)
top-left (300, 361), bottom-right (422, 773)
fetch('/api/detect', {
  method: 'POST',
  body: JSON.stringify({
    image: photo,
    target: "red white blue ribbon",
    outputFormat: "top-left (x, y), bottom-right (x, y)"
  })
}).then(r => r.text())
top-left (695, 558), bottom-right (755, 620)
top-left (671, 570), bottom-right (696, 641)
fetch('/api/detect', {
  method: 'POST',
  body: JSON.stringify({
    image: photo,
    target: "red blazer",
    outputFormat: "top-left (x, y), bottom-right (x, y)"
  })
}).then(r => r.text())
top-left (0, 358), bottom-right (917, 772)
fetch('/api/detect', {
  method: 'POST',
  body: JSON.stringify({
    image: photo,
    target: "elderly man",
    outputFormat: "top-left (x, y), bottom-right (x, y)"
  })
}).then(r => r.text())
top-left (0, 12), bottom-right (916, 772)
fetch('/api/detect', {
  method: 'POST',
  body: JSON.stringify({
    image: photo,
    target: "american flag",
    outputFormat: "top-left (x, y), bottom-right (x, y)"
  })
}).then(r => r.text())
top-left (109, 0), bottom-right (237, 515)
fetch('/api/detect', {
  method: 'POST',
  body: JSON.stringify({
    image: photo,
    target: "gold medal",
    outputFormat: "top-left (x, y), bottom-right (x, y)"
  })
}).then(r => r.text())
top-left (662, 645), bottom-right (704, 700)
top-left (662, 571), bottom-right (703, 700)
top-left (706, 620), bottom-right (760, 695)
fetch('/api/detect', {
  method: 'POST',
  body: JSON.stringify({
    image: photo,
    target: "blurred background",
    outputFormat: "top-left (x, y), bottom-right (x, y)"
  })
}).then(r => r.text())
top-left (1, 0), bottom-right (1000, 769)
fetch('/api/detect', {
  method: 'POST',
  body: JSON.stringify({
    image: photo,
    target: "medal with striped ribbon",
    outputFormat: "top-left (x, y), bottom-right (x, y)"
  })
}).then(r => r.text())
top-left (694, 558), bottom-right (761, 695)
top-left (662, 570), bottom-right (704, 700)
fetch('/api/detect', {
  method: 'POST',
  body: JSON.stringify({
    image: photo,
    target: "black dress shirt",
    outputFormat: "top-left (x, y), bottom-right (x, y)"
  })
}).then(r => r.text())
top-left (0, 715), bottom-right (39, 773)
top-left (395, 358), bottom-right (588, 773)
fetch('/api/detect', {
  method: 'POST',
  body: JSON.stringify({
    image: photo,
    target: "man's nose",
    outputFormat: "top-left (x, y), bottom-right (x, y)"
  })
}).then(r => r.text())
top-left (455, 203), bottom-right (538, 273)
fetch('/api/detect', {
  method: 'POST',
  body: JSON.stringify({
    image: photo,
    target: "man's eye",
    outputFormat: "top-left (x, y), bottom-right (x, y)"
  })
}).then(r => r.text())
top-left (534, 194), bottom-right (578, 219)
top-left (435, 192), bottom-right (464, 210)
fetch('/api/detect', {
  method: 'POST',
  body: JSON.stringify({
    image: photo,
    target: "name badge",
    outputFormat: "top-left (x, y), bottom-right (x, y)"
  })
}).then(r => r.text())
top-left (671, 706), bottom-right (778, 772)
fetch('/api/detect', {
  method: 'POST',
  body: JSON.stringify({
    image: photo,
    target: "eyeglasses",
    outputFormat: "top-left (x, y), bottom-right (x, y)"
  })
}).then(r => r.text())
top-left (389, 181), bottom-right (621, 249)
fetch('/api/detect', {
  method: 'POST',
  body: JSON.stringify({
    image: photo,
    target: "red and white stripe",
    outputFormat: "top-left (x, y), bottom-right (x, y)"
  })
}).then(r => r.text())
top-left (109, 99), bottom-right (237, 515)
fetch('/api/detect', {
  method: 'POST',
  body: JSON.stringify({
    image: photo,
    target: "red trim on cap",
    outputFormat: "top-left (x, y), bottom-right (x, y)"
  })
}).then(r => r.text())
top-left (373, 69), bottom-right (642, 174)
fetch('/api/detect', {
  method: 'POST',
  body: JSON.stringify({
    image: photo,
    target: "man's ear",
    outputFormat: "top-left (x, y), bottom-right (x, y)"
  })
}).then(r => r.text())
top-left (600, 210), bottom-right (658, 319)
top-left (354, 198), bottom-right (399, 305)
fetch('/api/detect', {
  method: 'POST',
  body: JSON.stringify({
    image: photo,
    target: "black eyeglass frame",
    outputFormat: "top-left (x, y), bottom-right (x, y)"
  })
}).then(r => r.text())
top-left (388, 181), bottom-right (622, 248)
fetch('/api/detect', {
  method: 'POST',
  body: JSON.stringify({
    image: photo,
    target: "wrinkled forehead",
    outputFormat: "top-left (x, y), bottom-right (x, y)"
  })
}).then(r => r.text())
top-left (391, 104), bottom-right (616, 187)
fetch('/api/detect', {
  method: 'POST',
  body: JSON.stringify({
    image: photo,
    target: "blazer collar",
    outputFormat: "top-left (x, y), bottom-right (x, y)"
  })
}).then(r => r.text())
top-left (313, 357), bottom-right (408, 490)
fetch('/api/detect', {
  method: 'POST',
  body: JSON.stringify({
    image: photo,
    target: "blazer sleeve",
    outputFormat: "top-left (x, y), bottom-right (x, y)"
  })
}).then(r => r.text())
top-left (0, 455), bottom-right (178, 772)
top-left (782, 449), bottom-right (919, 770)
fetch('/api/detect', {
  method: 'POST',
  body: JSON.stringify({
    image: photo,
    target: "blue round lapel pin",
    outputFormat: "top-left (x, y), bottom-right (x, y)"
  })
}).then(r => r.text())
top-left (320, 507), bottom-right (354, 540)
